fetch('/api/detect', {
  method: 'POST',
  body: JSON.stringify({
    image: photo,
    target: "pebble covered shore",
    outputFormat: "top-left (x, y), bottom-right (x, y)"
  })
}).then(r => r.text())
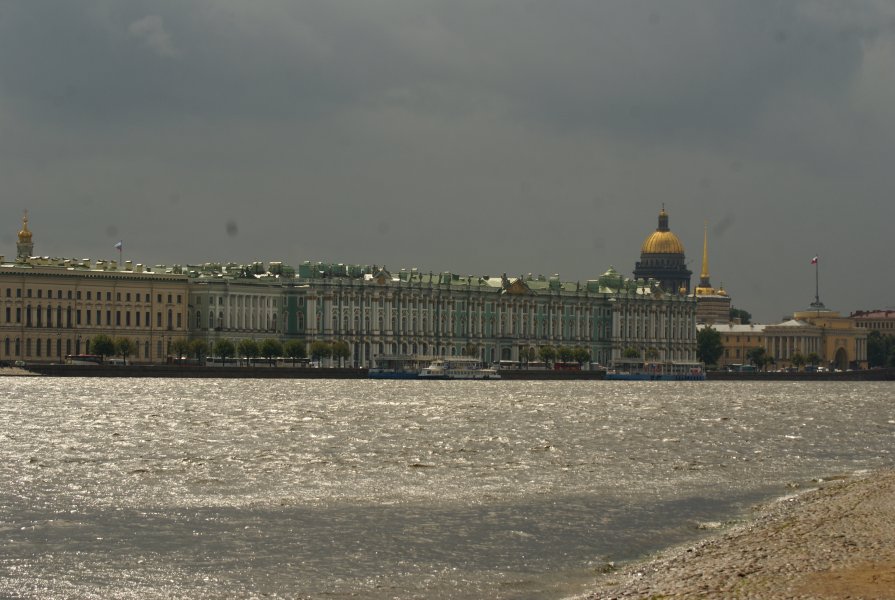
top-left (576, 470), bottom-right (895, 599)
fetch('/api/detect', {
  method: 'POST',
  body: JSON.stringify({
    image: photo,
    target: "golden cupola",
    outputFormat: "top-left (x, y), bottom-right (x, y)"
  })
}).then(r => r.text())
top-left (16, 210), bottom-right (35, 261)
top-left (640, 208), bottom-right (686, 255)
top-left (18, 211), bottom-right (32, 243)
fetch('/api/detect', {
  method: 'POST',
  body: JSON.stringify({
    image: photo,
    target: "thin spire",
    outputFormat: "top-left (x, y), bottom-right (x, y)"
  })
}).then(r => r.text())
top-left (700, 222), bottom-right (710, 281)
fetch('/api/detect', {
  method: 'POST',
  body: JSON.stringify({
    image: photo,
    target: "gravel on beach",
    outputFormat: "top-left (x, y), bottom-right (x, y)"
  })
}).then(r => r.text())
top-left (577, 470), bottom-right (895, 599)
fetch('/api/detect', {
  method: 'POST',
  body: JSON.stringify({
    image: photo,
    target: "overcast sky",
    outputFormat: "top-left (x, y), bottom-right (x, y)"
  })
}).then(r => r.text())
top-left (2, 1), bottom-right (894, 322)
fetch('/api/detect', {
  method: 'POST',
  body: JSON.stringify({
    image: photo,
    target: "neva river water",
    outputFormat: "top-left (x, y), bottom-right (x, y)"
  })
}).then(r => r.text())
top-left (1, 378), bottom-right (893, 598)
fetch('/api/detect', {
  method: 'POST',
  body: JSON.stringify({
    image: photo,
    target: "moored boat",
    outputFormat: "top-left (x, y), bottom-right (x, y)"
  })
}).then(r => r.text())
top-left (368, 354), bottom-right (433, 379)
top-left (419, 358), bottom-right (501, 380)
top-left (606, 360), bottom-right (705, 381)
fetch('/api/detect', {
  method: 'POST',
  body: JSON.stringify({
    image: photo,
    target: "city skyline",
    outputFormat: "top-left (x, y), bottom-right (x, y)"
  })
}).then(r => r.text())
top-left (2, 2), bottom-right (894, 323)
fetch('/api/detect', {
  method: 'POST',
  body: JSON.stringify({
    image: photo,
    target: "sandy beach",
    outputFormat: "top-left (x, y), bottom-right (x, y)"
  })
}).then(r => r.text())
top-left (576, 470), bottom-right (895, 599)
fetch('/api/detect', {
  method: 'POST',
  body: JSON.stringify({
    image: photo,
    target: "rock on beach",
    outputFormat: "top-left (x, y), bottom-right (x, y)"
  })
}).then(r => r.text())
top-left (577, 470), bottom-right (895, 599)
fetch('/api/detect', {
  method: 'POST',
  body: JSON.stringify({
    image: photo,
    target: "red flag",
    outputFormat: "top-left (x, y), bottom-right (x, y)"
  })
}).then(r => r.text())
top-left (810, 256), bottom-right (818, 265)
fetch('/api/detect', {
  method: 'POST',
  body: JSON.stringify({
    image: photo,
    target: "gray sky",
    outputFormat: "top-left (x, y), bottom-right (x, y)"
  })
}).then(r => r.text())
top-left (2, 1), bottom-right (894, 322)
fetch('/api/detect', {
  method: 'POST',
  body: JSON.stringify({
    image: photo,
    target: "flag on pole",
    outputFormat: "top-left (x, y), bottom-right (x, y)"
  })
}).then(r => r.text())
top-left (810, 256), bottom-right (818, 265)
top-left (114, 241), bottom-right (123, 251)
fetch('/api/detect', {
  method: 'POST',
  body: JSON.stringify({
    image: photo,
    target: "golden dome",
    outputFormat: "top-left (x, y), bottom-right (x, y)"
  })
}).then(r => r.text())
top-left (18, 211), bottom-right (32, 243)
top-left (641, 230), bottom-right (685, 254)
top-left (640, 208), bottom-right (685, 255)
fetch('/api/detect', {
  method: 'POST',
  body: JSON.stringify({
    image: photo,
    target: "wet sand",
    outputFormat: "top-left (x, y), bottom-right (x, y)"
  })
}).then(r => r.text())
top-left (576, 470), bottom-right (895, 599)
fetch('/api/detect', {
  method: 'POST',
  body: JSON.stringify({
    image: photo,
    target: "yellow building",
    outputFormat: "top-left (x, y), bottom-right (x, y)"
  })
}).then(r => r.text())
top-left (1, 214), bottom-right (190, 364)
top-left (702, 309), bottom-right (868, 371)
top-left (701, 322), bottom-right (766, 368)
top-left (789, 308), bottom-right (867, 370)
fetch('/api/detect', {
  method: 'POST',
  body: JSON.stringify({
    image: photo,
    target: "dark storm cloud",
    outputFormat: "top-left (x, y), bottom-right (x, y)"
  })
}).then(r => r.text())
top-left (2, 1), bottom-right (879, 132)
top-left (1, 1), bottom-right (894, 321)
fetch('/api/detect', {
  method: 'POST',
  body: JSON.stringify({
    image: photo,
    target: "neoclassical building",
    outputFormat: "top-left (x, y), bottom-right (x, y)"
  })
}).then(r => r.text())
top-left (700, 307), bottom-right (868, 370)
top-left (187, 262), bottom-right (696, 367)
top-left (1, 214), bottom-right (190, 363)
top-left (5, 212), bottom-right (698, 367)
top-left (633, 207), bottom-right (692, 295)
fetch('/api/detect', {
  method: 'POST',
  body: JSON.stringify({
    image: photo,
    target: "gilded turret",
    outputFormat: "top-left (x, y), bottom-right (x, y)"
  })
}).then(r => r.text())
top-left (16, 210), bottom-right (34, 260)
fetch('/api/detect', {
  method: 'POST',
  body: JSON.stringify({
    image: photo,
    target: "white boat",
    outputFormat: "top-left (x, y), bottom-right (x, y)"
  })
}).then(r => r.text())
top-left (419, 358), bottom-right (501, 380)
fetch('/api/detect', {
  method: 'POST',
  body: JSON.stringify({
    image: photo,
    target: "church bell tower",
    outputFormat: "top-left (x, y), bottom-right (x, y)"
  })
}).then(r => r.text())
top-left (17, 210), bottom-right (34, 260)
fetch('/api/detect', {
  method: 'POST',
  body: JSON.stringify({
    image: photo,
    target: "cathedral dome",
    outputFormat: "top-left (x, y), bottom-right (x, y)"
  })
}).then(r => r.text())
top-left (639, 209), bottom-right (684, 255)
top-left (641, 230), bottom-right (685, 255)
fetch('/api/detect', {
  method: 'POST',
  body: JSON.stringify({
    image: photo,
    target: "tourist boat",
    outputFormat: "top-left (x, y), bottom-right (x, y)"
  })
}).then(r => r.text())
top-left (605, 360), bottom-right (706, 381)
top-left (419, 358), bottom-right (501, 380)
top-left (368, 354), bottom-right (433, 379)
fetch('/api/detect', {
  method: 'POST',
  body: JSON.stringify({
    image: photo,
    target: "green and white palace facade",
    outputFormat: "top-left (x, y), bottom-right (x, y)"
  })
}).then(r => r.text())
top-left (186, 261), bottom-right (697, 368)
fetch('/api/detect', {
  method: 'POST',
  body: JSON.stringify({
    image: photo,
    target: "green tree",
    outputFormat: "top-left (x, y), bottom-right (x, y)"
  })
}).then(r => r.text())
top-left (91, 334), bottom-right (116, 360)
top-left (623, 347), bottom-right (641, 359)
top-left (696, 327), bottom-right (723, 366)
top-left (170, 338), bottom-right (190, 359)
top-left (215, 339), bottom-right (236, 365)
top-left (524, 347), bottom-right (537, 365)
top-left (309, 340), bottom-right (332, 366)
top-left (331, 340), bottom-right (351, 367)
top-left (573, 347), bottom-right (591, 365)
top-left (557, 345), bottom-right (574, 363)
top-left (461, 343), bottom-right (479, 358)
top-left (284, 340), bottom-right (307, 367)
top-left (189, 339), bottom-right (209, 363)
top-left (538, 345), bottom-right (556, 366)
top-left (806, 352), bottom-right (821, 367)
top-left (259, 339), bottom-right (284, 365)
top-left (791, 352), bottom-right (806, 370)
top-left (237, 338), bottom-right (260, 366)
top-left (730, 308), bottom-right (752, 324)
top-left (644, 347), bottom-right (660, 360)
top-left (867, 331), bottom-right (895, 368)
top-left (746, 346), bottom-right (768, 371)
top-left (115, 337), bottom-right (136, 365)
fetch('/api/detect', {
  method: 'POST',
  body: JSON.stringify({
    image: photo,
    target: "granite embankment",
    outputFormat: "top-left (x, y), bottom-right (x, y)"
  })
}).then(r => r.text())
top-left (7, 364), bottom-right (894, 380)
top-left (577, 470), bottom-right (895, 599)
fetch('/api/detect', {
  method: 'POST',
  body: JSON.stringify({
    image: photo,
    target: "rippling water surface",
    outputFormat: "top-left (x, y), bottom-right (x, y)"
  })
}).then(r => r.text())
top-left (1, 378), bottom-right (892, 598)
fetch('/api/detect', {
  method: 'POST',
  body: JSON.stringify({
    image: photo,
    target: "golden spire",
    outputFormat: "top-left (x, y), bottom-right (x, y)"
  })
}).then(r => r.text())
top-left (700, 221), bottom-right (709, 280)
top-left (694, 220), bottom-right (716, 295)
